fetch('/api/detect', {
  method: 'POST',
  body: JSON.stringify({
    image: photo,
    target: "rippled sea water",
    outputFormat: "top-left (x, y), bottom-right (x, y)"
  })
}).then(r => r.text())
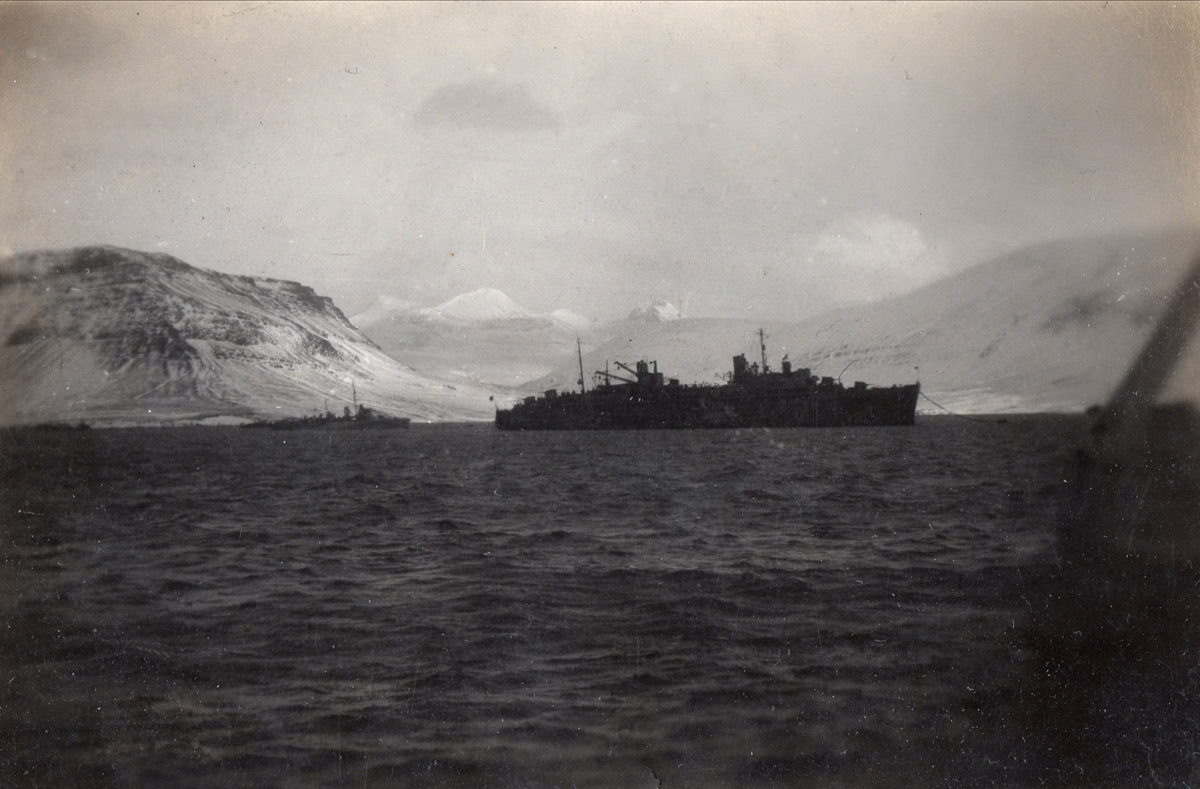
top-left (2, 417), bottom-right (1086, 786)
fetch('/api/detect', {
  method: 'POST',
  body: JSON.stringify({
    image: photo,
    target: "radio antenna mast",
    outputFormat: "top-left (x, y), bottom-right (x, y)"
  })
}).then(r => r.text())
top-left (577, 337), bottom-right (586, 394)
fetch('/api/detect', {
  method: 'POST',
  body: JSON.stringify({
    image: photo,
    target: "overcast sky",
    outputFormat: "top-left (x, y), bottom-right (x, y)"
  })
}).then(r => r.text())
top-left (2, 1), bottom-right (1197, 320)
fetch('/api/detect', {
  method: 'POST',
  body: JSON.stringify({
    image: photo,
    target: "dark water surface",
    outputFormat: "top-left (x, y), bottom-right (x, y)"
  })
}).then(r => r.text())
top-left (3, 417), bottom-right (1084, 786)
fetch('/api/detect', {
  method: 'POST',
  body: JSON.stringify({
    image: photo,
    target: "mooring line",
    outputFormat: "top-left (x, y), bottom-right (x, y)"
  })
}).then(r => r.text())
top-left (918, 391), bottom-right (995, 423)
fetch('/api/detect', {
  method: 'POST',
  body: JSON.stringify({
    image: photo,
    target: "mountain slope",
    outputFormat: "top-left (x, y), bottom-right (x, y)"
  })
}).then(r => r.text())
top-left (530, 229), bottom-right (1200, 413)
top-left (787, 228), bottom-right (1200, 411)
top-left (0, 246), bottom-right (497, 425)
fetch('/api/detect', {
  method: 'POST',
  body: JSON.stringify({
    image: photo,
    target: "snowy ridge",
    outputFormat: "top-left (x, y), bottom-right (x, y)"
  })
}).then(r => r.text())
top-left (0, 246), bottom-right (498, 425)
top-left (550, 309), bottom-right (595, 333)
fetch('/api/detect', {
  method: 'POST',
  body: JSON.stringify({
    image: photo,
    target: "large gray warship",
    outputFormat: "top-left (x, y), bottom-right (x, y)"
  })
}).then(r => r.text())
top-left (495, 331), bottom-right (919, 430)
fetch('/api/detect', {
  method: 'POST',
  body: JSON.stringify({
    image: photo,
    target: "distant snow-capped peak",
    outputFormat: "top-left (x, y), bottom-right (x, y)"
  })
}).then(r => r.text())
top-left (425, 287), bottom-right (539, 321)
top-left (352, 287), bottom-right (595, 331)
top-left (626, 300), bottom-right (684, 322)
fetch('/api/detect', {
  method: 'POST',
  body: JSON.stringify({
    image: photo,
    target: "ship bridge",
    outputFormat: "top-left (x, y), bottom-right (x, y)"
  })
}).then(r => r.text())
top-left (731, 353), bottom-right (816, 387)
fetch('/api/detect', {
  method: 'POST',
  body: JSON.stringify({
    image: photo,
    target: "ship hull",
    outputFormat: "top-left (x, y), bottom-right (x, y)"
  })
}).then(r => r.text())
top-left (245, 416), bottom-right (411, 430)
top-left (495, 383), bottom-right (919, 430)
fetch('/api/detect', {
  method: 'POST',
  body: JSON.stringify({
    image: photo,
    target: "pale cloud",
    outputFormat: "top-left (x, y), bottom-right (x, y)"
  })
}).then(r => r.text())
top-left (414, 80), bottom-right (558, 131)
top-left (804, 214), bottom-right (947, 307)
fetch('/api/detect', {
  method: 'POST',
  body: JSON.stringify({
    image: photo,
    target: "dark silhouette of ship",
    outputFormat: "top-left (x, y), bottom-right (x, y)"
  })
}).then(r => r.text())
top-left (495, 331), bottom-right (919, 430)
top-left (245, 382), bottom-right (411, 429)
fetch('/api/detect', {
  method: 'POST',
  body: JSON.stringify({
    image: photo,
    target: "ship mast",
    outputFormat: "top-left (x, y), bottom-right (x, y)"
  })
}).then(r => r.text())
top-left (759, 328), bottom-right (769, 373)
top-left (577, 337), bottom-right (586, 394)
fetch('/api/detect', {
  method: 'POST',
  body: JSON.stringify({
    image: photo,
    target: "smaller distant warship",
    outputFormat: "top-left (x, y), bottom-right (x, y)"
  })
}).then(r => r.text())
top-left (245, 383), bottom-right (411, 429)
top-left (495, 331), bottom-right (919, 430)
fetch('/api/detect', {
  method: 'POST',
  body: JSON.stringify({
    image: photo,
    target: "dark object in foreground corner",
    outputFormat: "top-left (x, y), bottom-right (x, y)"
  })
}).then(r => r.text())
top-left (495, 331), bottom-right (919, 430)
top-left (1022, 254), bottom-right (1200, 782)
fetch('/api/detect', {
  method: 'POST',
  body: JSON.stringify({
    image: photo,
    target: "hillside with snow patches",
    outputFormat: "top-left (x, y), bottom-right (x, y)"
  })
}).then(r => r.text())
top-left (529, 229), bottom-right (1200, 414)
top-left (351, 289), bottom-right (595, 388)
top-left (0, 246), bottom-right (498, 425)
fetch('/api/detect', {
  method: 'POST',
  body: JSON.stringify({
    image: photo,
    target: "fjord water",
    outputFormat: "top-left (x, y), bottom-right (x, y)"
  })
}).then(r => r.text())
top-left (3, 417), bottom-right (1077, 786)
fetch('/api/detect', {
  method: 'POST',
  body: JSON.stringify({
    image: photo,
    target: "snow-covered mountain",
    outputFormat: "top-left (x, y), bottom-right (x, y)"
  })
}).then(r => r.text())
top-left (624, 300), bottom-right (684, 323)
top-left (530, 229), bottom-right (1200, 414)
top-left (352, 288), bottom-right (594, 388)
top-left (420, 288), bottom-right (539, 322)
top-left (0, 246), bottom-right (497, 425)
